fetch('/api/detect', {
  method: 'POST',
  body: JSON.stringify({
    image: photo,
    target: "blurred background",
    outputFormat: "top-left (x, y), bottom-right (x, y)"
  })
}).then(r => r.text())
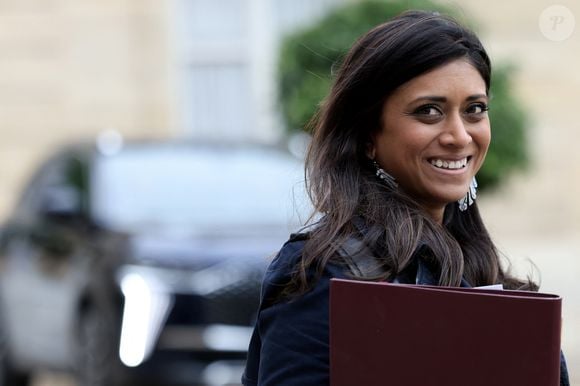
top-left (0, 0), bottom-right (577, 385)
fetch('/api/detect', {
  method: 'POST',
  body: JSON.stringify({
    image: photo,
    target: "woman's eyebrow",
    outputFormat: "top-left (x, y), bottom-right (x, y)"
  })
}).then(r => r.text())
top-left (466, 94), bottom-right (488, 101)
top-left (410, 94), bottom-right (488, 103)
top-left (411, 95), bottom-right (447, 103)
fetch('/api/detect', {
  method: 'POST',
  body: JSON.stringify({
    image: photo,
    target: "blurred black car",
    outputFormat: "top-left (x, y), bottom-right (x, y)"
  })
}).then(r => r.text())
top-left (0, 138), bottom-right (309, 386)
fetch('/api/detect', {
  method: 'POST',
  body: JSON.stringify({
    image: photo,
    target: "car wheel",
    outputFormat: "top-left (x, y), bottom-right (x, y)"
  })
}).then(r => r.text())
top-left (2, 372), bottom-right (29, 386)
top-left (0, 320), bottom-right (6, 386)
top-left (75, 305), bottom-right (122, 386)
top-left (0, 319), bottom-right (29, 386)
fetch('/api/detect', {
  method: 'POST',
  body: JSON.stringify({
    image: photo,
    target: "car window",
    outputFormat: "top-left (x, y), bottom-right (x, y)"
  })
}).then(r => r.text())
top-left (90, 146), bottom-right (311, 233)
top-left (18, 154), bottom-right (87, 218)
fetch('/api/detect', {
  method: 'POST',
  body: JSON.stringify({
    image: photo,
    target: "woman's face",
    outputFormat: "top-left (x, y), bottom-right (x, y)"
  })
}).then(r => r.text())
top-left (370, 59), bottom-right (491, 222)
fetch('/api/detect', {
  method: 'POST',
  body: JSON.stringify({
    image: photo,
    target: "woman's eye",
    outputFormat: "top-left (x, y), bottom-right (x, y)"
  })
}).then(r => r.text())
top-left (466, 103), bottom-right (489, 114)
top-left (415, 105), bottom-right (441, 116)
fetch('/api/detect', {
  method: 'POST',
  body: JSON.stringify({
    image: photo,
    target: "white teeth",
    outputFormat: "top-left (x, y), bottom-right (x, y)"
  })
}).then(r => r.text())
top-left (430, 157), bottom-right (468, 170)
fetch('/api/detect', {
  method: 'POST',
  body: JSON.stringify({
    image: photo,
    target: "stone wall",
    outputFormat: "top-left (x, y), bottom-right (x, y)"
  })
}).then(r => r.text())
top-left (0, 0), bottom-right (172, 218)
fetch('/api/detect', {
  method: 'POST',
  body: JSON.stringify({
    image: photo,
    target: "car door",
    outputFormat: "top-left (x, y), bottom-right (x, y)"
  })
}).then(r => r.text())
top-left (0, 152), bottom-right (92, 370)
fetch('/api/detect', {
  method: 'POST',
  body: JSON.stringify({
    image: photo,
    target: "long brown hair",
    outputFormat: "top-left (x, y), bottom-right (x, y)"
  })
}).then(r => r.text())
top-left (289, 10), bottom-right (536, 295)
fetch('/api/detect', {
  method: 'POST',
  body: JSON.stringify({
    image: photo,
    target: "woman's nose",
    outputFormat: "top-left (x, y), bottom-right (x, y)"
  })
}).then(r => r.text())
top-left (439, 113), bottom-right (472, 147)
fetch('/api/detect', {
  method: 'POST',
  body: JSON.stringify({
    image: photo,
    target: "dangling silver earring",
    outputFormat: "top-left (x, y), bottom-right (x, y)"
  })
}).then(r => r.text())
top-left (373, 160), bottom-right (398, 189)
top-left (458, 177), bottom-right (478, 211)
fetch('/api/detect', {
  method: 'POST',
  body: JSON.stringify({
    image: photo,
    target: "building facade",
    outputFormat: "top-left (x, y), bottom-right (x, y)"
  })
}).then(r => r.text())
top-left (0, 0), bottom-right (347, 218)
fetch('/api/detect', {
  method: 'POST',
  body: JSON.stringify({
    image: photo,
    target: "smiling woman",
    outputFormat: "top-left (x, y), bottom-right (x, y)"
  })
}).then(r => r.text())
top-left (242, 10), bottom-right (570, 386)
top-left (372, 60), bottom-right (491, 222)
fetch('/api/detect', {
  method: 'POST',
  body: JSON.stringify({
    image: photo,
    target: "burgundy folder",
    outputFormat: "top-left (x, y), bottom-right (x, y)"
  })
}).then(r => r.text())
top-left (330, 279), bottom-right (562, 386)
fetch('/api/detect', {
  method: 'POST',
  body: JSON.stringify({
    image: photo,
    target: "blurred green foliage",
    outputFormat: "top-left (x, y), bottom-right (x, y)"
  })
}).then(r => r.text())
top-left (278, 0), bottom-right (528, 190)
top-left (480, 65), bottom-right (529, 188)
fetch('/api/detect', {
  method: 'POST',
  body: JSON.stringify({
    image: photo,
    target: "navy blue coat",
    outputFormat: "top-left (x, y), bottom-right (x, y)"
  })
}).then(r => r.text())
top-left (242, 235), bottom-right (570, 386)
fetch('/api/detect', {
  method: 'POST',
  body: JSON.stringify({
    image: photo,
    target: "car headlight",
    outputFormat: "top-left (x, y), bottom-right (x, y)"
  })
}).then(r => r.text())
top-left (118, 268), bottom-right (173, 367)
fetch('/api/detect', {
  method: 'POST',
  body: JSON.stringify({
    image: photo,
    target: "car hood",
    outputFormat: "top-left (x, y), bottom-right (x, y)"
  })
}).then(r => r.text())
top-left (126, 230), bottom-right (289, 270)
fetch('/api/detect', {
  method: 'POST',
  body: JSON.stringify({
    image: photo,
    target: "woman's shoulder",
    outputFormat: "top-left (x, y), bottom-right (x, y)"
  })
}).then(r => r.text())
top-left (266, 232), bottom-right (309, 277)
top-left (269, 231), bottom-right (349, 274)
top-left (260, 231), bottom-right (348, 305)
top-left (277, 231), bottom-right (310, 261)
top-left (264, 233), bottom-right (311, 284)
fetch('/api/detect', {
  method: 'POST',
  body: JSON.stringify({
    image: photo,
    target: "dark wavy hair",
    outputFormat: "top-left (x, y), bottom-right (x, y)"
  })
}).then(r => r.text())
top-left (288, 10), bottom-right (537, 295)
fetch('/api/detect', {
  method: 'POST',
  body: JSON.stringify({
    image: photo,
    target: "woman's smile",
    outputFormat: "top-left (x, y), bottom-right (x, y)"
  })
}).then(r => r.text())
top-left (428, 156), bottom-right (469, 171)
